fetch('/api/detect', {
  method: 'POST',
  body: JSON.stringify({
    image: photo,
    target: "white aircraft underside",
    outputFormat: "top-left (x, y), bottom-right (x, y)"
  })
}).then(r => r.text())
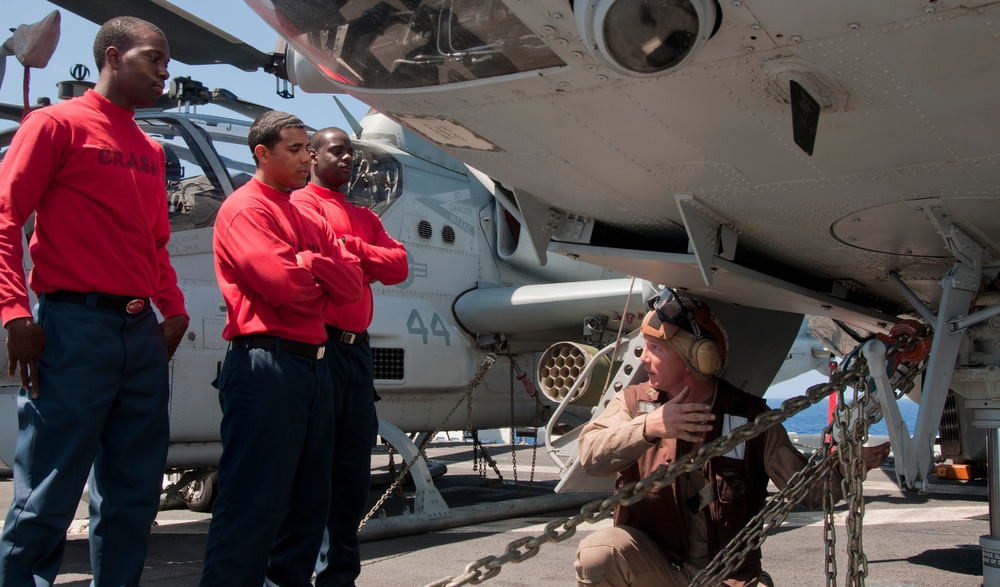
top-left (252, 0), bottom-right (1000, 531)
top-left (7, 1), bottom-right (1000, 566)
top-left (268, 0), bottom-right (1000, 328)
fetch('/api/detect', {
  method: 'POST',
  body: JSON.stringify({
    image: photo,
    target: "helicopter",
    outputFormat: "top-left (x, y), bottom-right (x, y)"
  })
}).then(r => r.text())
top-left (221, 0), bottom-right (1000, 576)
top-left (0, 5), bottom-right (831, 525)
top-left (0, 8), bottom-right (651, 512)
top-left (31, 0), bottom-right (1000, 574)
top-left (0, 85), bottom-right (645, 515)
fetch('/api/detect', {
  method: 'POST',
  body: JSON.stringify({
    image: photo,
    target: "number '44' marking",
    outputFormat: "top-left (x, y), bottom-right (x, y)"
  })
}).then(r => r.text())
top-left (406, 309), bottom-right (451, 346)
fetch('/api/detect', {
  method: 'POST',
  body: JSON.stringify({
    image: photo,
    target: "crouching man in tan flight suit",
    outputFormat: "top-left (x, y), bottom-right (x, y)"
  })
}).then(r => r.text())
top-left (575, 288), bottom-right (889, 587)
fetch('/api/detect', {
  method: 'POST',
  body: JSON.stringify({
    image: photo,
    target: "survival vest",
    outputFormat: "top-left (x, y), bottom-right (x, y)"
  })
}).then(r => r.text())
top-left (613, 380), bottom-right (770, 582)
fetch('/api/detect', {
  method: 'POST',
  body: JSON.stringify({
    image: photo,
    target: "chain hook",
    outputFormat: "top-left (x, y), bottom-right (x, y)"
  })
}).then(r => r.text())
top-left (508, 359), bottom-right (537, 397)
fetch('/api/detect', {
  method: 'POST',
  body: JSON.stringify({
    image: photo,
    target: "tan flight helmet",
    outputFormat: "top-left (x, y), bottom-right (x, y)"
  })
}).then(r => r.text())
top-left (640, 288), bottom-right (729, 378)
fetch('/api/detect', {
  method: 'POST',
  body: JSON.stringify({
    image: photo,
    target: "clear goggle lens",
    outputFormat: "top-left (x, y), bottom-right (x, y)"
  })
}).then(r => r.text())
top-left (647, 287), bottom-right (704, 338)
top-left (648, 287), bottom-right (686, 325)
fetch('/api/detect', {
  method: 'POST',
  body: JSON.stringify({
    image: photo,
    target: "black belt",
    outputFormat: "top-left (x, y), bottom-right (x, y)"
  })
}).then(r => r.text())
top-left (43, 290), bottom-right (149, 314)
top-left (232, 335), bottom-right (326, 360)
top-left (325, 325), bottom-right (369, 345)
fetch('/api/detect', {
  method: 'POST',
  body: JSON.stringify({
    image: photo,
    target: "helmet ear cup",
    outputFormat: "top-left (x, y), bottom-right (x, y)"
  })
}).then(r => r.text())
top-left (667, 329), bottom-right (723, 377)
top-left (688, 337), bottom-right (722, 376)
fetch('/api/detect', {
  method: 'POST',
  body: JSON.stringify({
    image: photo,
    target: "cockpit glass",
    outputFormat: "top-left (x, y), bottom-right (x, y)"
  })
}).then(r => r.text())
top-left (136, 117), bottom-right (249, 232)
top-left (135, 112), bottom-right (401, 225)
top-left (139, 119), bottom-right (222, 231)
top-left (345, 142), bottom-right (402, 216)
top-left (251, 0), bottom-right (566, 89)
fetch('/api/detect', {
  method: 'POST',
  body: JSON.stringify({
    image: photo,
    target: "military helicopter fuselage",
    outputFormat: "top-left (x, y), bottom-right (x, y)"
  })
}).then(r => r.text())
top-left (0, 102), bottom-right (653, 479)
top-left (0, 5), bottom-right (825, 517)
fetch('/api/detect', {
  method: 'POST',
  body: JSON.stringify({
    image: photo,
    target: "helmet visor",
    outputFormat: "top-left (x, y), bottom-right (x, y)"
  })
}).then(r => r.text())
top-left (648, 287), bottom-right (687, 325)
top-left (647, 287), bottom-right (702, 338)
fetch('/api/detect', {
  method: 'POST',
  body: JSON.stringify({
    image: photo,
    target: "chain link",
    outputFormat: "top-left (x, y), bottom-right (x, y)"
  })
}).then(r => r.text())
top-left (506, 355), bottom-right (541, 497)
top-left (422, 327), bottom-right (932, 587)
top-left (471, 430), bottom-right (506, 488)
top-left (422, 373), bottom-right (847, 587)
top-left (691, 442), bottom-right (840, 586)
top-left (839, 383), bottom-right (868, 584)
top-left (358, 352), bottom-right (497, 531)
top-left (386, 442), bottom-right (403, 498)
top-left (528, 393), bottom-right (543, 497)
top-left (824, 471), bottom-right (838, 586)
top-left (695, 331), bottom-right (926, 587)
top-left (509, 357), bottom-right (519, 495)
top-left (468, 356), bottom-right (506, 489)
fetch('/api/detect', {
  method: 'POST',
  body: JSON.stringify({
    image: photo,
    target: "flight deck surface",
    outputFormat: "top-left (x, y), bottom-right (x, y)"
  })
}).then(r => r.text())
top-left (0, 439), bottom-right (986, 586)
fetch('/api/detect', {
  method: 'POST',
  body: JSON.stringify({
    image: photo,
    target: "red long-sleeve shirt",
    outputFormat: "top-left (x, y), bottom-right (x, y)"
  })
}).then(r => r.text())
top-left (0, 90), bottom-right (187, 324)
top-left (214, 178), bottom-right (363, 344)
top-left (292, 183), bottom-right (408, 332)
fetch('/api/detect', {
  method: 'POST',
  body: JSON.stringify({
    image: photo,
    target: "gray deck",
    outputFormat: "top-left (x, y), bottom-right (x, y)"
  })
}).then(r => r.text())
top-left (0, 439), bottom-right (986, 586)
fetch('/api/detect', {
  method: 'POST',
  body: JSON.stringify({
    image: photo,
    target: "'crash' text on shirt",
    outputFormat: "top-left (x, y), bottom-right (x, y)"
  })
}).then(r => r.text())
top-left (97, 148), bottom-right (161, 177)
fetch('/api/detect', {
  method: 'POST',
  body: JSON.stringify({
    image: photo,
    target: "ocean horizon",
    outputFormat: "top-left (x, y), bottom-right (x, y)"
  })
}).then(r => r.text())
top-left (766, 396), bottom-right (920, 436)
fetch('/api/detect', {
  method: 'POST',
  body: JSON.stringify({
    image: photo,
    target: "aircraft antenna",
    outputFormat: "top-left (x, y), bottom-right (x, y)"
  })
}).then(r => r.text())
top-left (334, 96), bottom-right (363, 138)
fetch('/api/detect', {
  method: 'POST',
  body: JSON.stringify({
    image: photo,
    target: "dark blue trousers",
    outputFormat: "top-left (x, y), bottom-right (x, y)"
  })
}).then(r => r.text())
top-left (201, 343), bottom-right (334, 587)
top-left (313, 340), bottom-right (378, 587)
top-left (0, 298), bottom-right (169, 587)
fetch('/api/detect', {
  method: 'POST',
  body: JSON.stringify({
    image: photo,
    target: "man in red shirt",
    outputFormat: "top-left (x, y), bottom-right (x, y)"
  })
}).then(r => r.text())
top-left (0, 16), bottom-right (189, 586)
top-left (201, 112), bottom-right (364, 587)
top-left (290, 127), bottom-right (408, 586)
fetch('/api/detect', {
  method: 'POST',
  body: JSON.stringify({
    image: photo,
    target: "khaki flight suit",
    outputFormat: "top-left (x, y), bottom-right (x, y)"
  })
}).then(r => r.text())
top-left (574, 381), bottom-right (841, 587)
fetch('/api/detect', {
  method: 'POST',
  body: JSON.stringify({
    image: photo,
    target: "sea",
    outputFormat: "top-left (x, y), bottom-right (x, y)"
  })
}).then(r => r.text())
top-left (766, 396), bottom-right (921, 436)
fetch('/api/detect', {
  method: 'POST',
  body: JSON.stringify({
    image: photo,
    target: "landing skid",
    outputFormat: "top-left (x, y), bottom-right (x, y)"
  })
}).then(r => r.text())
top-left (375, 419), bottom-right (451, 519)
top-left (360, 419), bottom-right (605, 542)
top-left (872, 199), bottom-right (1000, 582)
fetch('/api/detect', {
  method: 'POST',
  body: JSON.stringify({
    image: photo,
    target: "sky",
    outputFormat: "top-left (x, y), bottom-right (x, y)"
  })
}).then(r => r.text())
top-left (1, 0), bottom-right (370, 131)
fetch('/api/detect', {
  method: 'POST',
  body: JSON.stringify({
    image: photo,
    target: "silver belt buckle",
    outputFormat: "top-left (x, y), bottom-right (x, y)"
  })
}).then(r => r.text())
top-left (341, 331), bottom-right (357, 344)
top-left (316, 346), bottom-right (326, 360)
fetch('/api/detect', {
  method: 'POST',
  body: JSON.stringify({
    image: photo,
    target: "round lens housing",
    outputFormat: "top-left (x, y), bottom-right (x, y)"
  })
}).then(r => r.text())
top-left (578, 0), bottom-right (717, 77)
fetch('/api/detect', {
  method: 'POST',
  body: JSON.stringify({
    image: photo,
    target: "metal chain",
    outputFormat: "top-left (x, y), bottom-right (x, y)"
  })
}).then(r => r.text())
top-left (824, 467), bottom-right (839, 586)
top-left (527, 393), bottom-right (543, 497)
top-left (468, 366), bottom-right (506, 490)
top-left (691, 382), bottom-right (883, 585)
top-left (700, 335), bottom-right (919, 587)
top-left (358, 352), bottom-right (497, 531)
top-left (422, 327), bottom-right (931, 587)
top-left (506, 355), bottom-right (542, 498)
top-left (507, 352), bottom-right (542, 497)
top-left (836, 356), bottom-right (878, 585)
top-left (471, 430), bottom-right (506, 488)
top-left (421, 372), bottom-right (854, 587)
top-left (509, 357), bottom-right (520, 495)
top-left (471, 429), bottom-right (485, 483)
top-left (468, 386), bottom-right (484, 482)
top-left (691, 442), bottom-right (840, 586)
top-left (386, 442), bottom-right (403, 498)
